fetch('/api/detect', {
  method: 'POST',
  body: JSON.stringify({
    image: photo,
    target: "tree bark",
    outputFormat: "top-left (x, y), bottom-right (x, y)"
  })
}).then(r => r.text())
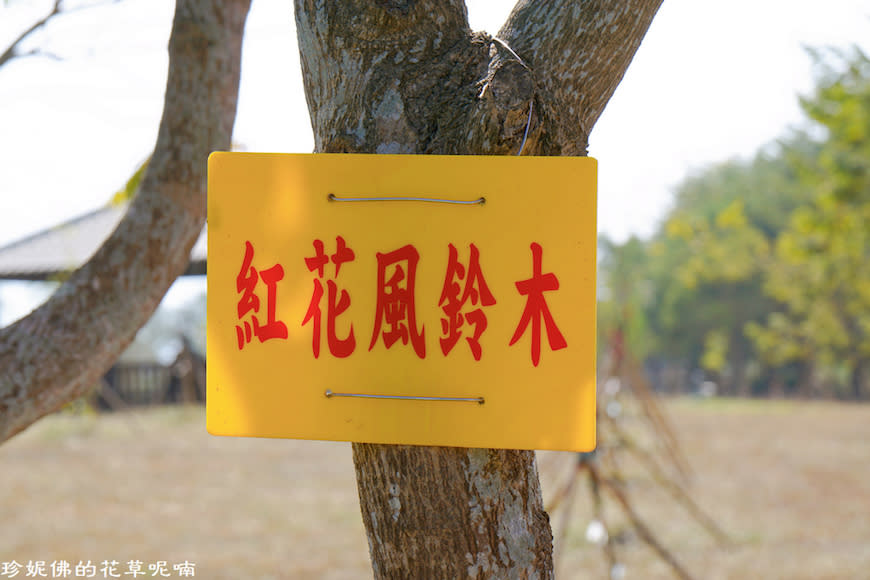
top-left (295, 0), bottom-right (662, 577)
top-left (0, 0), bottom-right (251, 442)
top-left (498, 0), bottom-right (664, 156)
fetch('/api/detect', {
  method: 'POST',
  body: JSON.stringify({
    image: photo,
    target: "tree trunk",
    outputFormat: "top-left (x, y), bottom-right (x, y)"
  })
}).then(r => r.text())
top-left (796, 361), bottom-right (814, 398)
top-left (731, 335), bottom-right (750, 397)
top-left (295, 0), bottom-right (662, 576)
top-left (850, 359), bottom-right (867, 400)
top-left (353, 444), bottom-right (552, 577)
top-left (0, 0), bottom-right (251, 442)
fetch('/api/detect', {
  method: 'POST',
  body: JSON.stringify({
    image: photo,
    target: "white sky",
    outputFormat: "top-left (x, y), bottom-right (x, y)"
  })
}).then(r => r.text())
top-left (1, 0), bottom-right (869, 323)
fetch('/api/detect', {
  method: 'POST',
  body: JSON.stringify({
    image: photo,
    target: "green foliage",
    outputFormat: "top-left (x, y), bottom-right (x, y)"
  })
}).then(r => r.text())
top-left (110, 156), bottom-right (150, 205)
top-left (596, 46), bottom-right (870, 398)
top-left (750, 48), bottom-right (870, 396)
top-left (667, 200), bottom-right (770, 289)
top-left (638, 157), bottom-right (802, 392)
top-left (597, 236), bottom-right (653, 360)
top-left (700, 329), bottom-right (728, 373)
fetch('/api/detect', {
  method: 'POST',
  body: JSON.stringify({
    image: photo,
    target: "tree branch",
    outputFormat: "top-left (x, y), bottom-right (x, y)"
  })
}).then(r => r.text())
top-left (498, 0), bottom-right (664, 155)
top-left (0, 0), bottom-right (125, 69)
top-left (16, 48), bottom-right (64, 62)
top-left (0, 0), bottom-right (252, 442)
top-left (0, 0), bottom-right (62, 68)
top-left (595, 468), bottom-right (695, 580)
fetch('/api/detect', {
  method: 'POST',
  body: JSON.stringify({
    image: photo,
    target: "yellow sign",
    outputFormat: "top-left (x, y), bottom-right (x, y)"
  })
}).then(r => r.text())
top-left (207, 153), bottom-right (597, 451)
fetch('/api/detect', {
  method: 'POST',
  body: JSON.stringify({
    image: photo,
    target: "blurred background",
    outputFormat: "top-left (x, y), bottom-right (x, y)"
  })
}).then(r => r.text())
top-left (1, 1), bottom-right (869, 579)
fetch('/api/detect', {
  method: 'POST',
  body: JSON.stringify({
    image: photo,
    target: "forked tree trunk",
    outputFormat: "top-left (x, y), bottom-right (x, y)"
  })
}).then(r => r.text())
top-left (295, 0), bottom-right (662, 576)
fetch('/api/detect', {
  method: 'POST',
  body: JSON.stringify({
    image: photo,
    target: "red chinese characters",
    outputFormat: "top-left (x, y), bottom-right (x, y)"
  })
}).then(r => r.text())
top-left (302, 236), bottom-right (356, 358)
top-left (234, 238), bottom-right (569, 366)
top-left (235, 240), bottom-right (288, 350)
top-left (509, 242), bottom-right (567, 366)
top-left (369, 244), bottom-right (426, 358)
top-left (438, 243), bottom-right (496, 360)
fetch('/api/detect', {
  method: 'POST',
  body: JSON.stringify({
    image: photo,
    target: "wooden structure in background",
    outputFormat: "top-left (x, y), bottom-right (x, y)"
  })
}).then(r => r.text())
top-left (0, 204), bottom-right (207, 409)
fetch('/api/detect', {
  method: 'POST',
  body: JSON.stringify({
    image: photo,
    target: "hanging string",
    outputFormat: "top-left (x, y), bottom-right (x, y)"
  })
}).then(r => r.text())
top-left (493, 37), bottom-right (534, 156)
top-left (517, 99), bottom-right (534, 156)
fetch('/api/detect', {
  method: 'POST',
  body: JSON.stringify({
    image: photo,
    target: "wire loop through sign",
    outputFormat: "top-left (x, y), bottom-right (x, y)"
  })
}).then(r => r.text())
top-left (328, 193), bottom-right (485, 205)
top-left (325, 390), bottom-right (485, 404)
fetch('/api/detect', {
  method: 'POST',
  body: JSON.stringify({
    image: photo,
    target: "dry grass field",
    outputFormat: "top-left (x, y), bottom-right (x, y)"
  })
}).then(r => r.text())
top-left (1, 398), bottom-right (868, 579)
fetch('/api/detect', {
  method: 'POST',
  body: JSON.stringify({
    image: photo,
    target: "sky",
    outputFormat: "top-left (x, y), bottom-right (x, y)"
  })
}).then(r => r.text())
top-left (1, 0), bottom-right (869, 323)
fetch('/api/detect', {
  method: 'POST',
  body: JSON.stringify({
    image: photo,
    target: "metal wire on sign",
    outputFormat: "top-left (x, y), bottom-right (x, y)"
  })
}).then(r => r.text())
top-left (327, 193), bottom-right (486, 205)
top-left (325, 390), bottom-right (485, 404)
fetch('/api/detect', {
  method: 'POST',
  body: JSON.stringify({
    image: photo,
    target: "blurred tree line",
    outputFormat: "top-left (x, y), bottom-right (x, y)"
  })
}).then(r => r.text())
top-left (598, 48), bottom-right (870, 400)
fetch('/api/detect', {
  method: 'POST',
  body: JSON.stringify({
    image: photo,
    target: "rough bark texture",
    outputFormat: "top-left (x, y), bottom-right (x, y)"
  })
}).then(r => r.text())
top-left (295, 0), bottom-right (662, 577)
top-left (352, 445), bottom-right (552, 579)
top-left (499, 0), bottom-right (664, 155)
top-left (0, 0), bottom-right (251, 442)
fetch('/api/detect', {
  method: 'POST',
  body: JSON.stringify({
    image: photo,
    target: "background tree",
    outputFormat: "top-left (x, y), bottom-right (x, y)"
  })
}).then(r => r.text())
top-left (633, 159), bottom-right (789, 395)
top-left (593, 46), bottom-right (870, 400)
top-left (597, 235), bottom-right (654, 369)
top-left (748, 48), bottom-right (870, 399)
top-left (660, 199), bottom-right (770, 394)
top-left (600, 130), bottom-right (822, 395)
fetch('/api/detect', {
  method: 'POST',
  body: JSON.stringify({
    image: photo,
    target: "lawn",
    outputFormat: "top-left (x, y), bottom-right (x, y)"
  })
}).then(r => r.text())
top-left (1, 399), bottom-right (868, 579)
